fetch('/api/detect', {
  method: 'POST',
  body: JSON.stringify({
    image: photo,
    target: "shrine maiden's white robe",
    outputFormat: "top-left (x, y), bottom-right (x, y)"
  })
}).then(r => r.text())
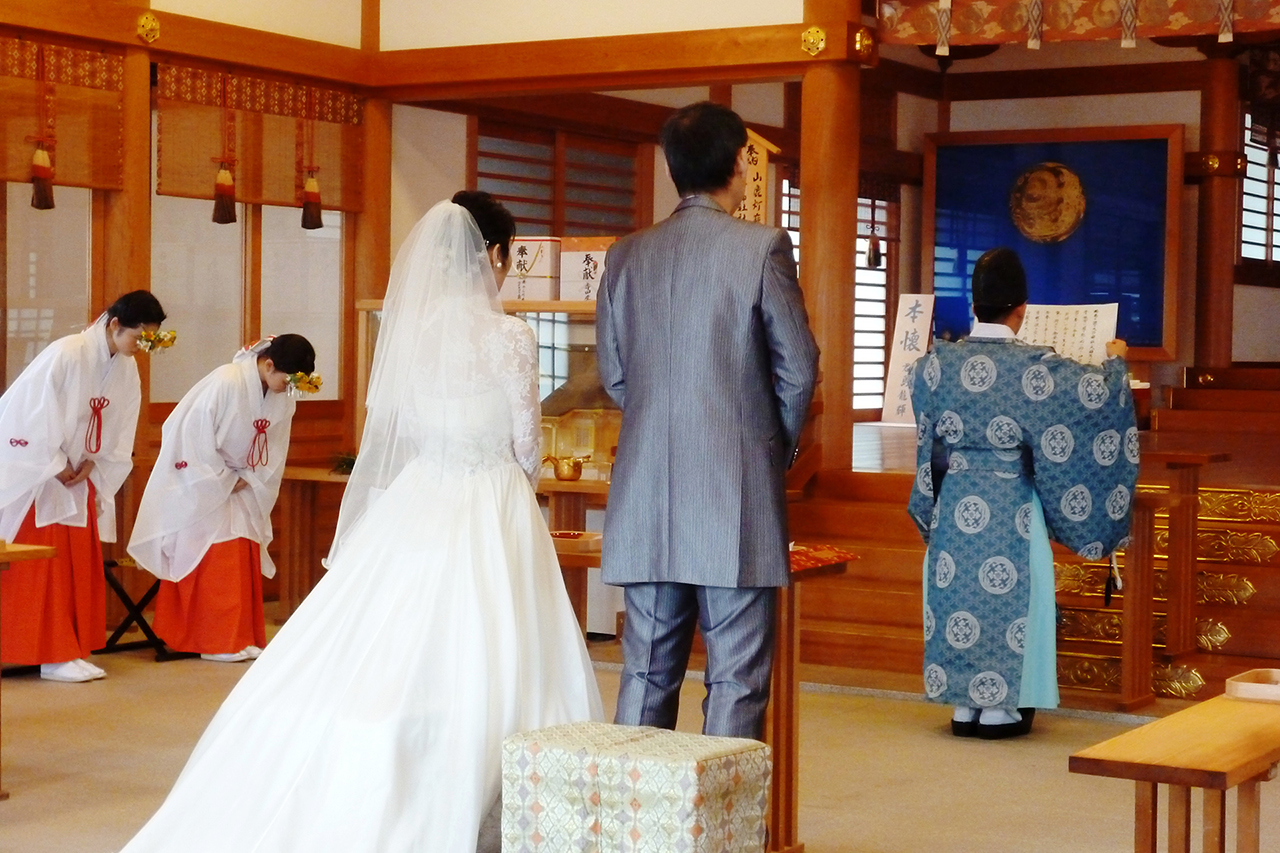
top-left (0, 317), bottom-right (140, 543)
top-left (128, 348), bottom-right (294, 582)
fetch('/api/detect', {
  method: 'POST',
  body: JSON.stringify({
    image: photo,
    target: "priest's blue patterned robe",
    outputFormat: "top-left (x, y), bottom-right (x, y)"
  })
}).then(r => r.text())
top-left (908, 336), bottom-right (1138, 711)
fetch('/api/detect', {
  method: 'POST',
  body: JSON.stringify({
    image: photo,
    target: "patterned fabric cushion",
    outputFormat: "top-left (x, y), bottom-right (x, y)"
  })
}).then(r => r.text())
top-left (501, 721), bottom-right (772, 853)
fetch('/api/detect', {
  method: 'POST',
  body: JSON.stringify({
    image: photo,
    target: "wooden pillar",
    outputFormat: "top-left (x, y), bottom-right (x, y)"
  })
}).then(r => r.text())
top-left (103, 46), bottom-right (153, 569)
top-left (799, 61), bottom-right (859, 470)
top-left (1195, 58), bottom-right (1241, 368)
top-left (103, 47), bottom-right (151, 312)
top-left (354, 98), bottom-right (392, 303)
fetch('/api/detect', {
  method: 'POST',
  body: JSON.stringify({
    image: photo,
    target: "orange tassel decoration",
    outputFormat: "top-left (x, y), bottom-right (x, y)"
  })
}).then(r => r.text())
top-left (212, 164), bottom-right (237, 224)
top-left (31, 146), bottom-right (54, 210)
top-left (301, 173), bottom-right (323, 230)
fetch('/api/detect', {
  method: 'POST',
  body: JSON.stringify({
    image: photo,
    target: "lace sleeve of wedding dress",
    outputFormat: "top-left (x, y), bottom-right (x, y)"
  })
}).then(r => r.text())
top-left (496, 317), bottom-right (543, 487)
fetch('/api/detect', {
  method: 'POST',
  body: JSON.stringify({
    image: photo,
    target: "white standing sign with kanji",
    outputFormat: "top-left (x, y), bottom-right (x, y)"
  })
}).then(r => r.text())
top-left (881, 294), bottom-right (935, 425)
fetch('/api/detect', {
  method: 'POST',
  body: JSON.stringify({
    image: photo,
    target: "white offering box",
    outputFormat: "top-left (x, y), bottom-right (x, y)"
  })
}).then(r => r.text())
top-left (502, 237), bottom-right (561, 301)
top-left (502, 721), bottom-right (771, 853)
top-left (559, 236), bottom-right (616, 301)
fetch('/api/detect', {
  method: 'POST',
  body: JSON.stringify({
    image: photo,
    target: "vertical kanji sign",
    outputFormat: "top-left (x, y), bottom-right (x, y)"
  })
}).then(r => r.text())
top-left (881, 294), bottom-right (935, 424)
top-left (734, 128), bottom-right (780, 224)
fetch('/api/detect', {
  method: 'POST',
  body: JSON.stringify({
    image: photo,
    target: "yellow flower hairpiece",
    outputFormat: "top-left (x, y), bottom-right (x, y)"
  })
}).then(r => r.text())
top-left (287, 371), bottom-right (323, 396)
top-left (138, 329), bottom-right (177, 353)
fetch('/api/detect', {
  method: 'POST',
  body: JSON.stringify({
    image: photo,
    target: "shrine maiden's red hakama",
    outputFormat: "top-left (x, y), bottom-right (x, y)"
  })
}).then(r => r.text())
top-left (1, 484), bottom-right (105, 664)
top-left (151, 539), bottom-right (267, 654)
top-left (0, 319), bottom-right (141, 665)
top-left (129, 347), bottom-right (294, 655)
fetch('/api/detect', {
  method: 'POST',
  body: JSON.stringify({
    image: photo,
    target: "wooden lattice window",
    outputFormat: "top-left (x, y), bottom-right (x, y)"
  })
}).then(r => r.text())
top-left (473, 121), bottom-right (640, 237)
top-left (779, 167), bottom-right (898, 411)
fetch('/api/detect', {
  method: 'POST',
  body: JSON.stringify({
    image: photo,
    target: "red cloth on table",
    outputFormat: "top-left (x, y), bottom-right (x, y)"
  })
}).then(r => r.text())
top-left (152, 538), bottom-right (265, 655)
top-left (0, 483), bottom-right (105, 665)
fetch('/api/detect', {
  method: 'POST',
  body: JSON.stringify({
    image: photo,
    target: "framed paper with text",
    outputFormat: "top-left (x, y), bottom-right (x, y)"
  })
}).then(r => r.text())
top-left (922, 125), bottom-right (1183, 361)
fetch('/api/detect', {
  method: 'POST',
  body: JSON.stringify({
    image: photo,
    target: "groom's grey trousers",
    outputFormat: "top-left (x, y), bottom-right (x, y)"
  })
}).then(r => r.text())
top-left (614, 583), bottom-right (776, 740)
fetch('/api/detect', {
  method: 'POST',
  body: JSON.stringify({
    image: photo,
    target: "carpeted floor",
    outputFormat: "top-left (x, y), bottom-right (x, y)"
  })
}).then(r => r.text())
top-left (2, 643), bottom-right (1276, 853)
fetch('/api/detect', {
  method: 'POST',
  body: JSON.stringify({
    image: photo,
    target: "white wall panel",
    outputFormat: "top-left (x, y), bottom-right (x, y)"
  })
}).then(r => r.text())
top-left (381, 0), bottom-right (802, 51)
top-left (151, 0), bottom-right (362, 48)
top-left (390, 106), bottom-right (468, 262)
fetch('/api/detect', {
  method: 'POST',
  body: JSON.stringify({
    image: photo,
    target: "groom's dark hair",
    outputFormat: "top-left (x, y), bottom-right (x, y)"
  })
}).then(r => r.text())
top-left (660, 101), bottom-right (747, 197)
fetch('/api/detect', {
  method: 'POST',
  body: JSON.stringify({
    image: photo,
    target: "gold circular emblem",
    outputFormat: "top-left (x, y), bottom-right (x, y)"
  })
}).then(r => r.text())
top-left (137, 12), bottom-right (160, 44)
top-left (1204, 154), bottom-right (1220, 172)
top-left (1009, 162), bottom-right (1086, 244)
top-left (801, 26), bottom-right (826, 57)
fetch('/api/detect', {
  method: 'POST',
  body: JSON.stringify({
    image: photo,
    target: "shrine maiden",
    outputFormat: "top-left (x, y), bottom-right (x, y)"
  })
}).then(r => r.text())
top-left (909, 248), bottom-right (1137, 738)
top-left (129, 335), bottom-right (317, 662)
top-left (0, 291), bottom-right (167, 682)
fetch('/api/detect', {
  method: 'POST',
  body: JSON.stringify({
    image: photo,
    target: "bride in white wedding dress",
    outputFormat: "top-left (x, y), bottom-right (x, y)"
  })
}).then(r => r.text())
top-left (120, 194), bottom-right (603, 853)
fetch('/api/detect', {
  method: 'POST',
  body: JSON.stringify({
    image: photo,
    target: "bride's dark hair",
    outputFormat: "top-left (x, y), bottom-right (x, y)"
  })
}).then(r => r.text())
top-left (451, 190), bottom-right (516, 263)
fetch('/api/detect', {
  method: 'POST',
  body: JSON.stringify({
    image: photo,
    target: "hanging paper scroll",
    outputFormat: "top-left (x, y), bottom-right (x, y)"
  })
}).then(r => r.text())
top-left (734, 128), bottom-right (780, 224)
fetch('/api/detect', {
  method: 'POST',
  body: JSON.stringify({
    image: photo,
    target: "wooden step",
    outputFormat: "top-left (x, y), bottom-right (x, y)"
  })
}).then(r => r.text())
top-left (1185, 366), bottom-right (1280, 390)
top-left (789, 497), bottom-right (919, 541)
top-left (801, 578), bottom-right (922, 627)
top-left (1165, 387), bottom-right (1280, 412)
top-left (1151, 409), bottom-right (1280, 433)
top-left (799, 618), bottom-right (923, 674)
top-left (813, 470), bottom-right (914, 502)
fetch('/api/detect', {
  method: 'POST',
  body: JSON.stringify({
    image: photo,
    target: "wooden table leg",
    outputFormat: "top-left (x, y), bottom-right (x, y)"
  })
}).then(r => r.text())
top-left (1237, 777), bottom-right (1261, 853)
top-left (1168, 785), bottom-right (1192, 853)
top-left (766, 583), bottom-right (803, 853)
top-left (1163, 465), bottom-right (1201, 658)
top-left (1202, 788), bottom-right (1226, 853)
top-left (1121, 498), bottom-right (1157, 710)
top-left (560, 565), bottom-right (588, 633)
top-left (547, 492), bottom-right (587, 532)
top-left (276, 480), bottom-right (315, 623)
top-left (1134, 781), bottom-right (1156, 853)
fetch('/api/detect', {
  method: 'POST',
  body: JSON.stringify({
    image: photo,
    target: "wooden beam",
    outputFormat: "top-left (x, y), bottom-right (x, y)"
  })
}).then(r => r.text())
top-left (370, 22), bottom-right (863, 100)
top-left (866, 57), bottom-right (941, 101)
top-left (360, 0), bottom-right (379, 53)
top-left (943, 61), bottom-right (1208, 101)
top-left (419, 93), bottom-right (801, 156)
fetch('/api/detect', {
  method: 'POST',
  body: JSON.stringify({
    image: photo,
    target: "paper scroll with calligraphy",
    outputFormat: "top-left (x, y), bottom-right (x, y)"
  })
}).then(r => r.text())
top-left (734, 128), bottom-right (780, 224)
top-left (881, 294), bottom-right (935, 424)
top-left (1016, 303), bottom-right (1118, 365)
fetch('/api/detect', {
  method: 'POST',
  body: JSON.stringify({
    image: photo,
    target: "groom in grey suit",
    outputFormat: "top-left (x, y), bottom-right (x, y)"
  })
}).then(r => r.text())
top-left (597, 102), bottom-right (819, 740)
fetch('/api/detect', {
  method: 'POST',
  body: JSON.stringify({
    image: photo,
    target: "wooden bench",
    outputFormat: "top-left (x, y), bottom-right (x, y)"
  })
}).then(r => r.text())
top-left (1069, 694), bottom-right (1280, 853)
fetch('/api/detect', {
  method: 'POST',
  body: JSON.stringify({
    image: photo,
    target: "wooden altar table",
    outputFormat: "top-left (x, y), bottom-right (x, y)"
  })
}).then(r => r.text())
top-left (0, 541), bottom-right (58, 801)
top-left (549, 533), bottom-right (600, 633)
top-left (537, 477), bottom-right (609, 532)
top-left (277, 466), bottom-right (349, 621)
top-left (770, 544), bottom-right (855, 853)
top-left (1138, 435), bottom-right (1231, 659)
top-left (1070, 694), bottom-right (1280, 853)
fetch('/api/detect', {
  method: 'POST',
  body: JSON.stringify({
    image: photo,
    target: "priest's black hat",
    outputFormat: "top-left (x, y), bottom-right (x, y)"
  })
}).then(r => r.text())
top-left (971, 247), bottom-right (1028, 309)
